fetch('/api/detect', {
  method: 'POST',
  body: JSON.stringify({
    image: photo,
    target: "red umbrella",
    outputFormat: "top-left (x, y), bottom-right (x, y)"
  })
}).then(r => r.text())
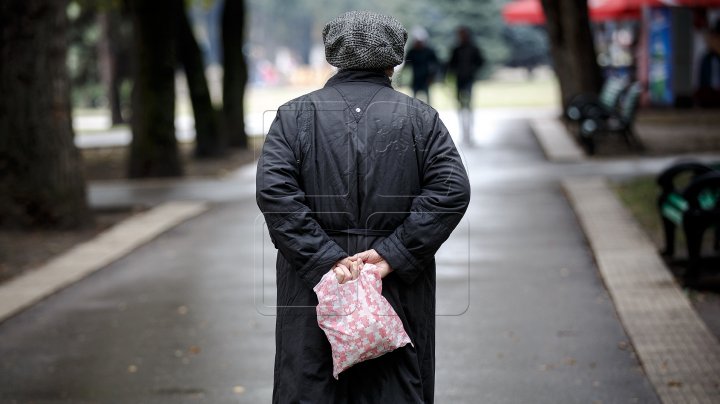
top-left (502, 0), bottom-right (642, 25)
top-left (502, 0), bottom-right (545, 25)
top-left (501, 0), bottom-right (720, 25)
top-left (588, 0), bottom-right (643, 21)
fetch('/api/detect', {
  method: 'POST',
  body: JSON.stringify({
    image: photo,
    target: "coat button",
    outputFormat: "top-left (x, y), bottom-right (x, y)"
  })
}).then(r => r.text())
top-left (355, 107), bottom-right (361, 113)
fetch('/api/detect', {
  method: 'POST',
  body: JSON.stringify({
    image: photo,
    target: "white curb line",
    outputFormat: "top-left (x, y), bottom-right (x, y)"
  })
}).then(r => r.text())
top-left (0, 201), bottom-right (208, 323)
top-left (563, 177), bottom-right (720, 404)
top-left (531, 118), bottom-right (585, 162)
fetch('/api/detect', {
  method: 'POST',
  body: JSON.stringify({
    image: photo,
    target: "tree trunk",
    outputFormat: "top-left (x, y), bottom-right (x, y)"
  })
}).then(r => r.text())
top-left (127, 0), bottom-right (183, 178)
top-left (177, 0), bottom-right (225, 158)
top-left (97, 10), bottom-right (124, 125)
top-left (540, 0), bottom-right (603, 110)
top-left (222, 0), bottom-right (249, 149)
top-left (0, 0), bottom-right (92, 228)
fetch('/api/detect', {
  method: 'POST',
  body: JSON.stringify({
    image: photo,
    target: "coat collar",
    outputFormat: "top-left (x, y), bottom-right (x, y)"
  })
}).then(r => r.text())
top-left (324, 69), bottom-right (392, 88)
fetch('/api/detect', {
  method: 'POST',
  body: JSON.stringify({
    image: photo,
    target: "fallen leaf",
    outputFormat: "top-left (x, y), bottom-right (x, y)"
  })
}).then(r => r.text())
top-left (667, 380), bottom-right (683, 388)
top-left (233, 385), bottom-right (246, 394)
top-left (188, 345), bottom-right (201, 355)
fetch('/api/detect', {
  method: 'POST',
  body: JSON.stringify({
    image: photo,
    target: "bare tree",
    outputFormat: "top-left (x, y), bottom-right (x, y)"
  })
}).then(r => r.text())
top-left (97, 8), bottom-right (125, 125)
top-left (177, 0), bottom-right (225, 158)
top-left (0, 0), bottom-right (91, 228)
top-left (540, 0), bottom-right (603, 109)
top-left (222, 0), bottom-right (249, 149)
top-left (127, 0), bottom-right (183, 177)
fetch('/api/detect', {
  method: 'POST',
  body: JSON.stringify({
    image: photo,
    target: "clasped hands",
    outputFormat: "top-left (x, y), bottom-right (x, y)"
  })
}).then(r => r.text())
top-left (331, 249), bottom-right (392, 284)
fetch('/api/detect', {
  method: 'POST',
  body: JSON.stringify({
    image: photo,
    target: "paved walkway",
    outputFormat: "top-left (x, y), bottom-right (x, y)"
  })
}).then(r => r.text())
top-left (566, 178), bottom-right (720, 403)
top-left (2, 110), bottom-right (717, 402)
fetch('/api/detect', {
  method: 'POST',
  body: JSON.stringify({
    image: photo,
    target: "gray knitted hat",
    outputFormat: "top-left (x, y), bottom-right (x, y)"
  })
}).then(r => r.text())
top-left (322, 11), bottom-right (408, 70)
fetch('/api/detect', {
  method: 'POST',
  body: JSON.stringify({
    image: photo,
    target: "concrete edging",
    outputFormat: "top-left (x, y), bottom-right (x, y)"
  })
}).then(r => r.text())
top-left (530, 118), bottom-right (586, 162)
top-left (0, 201), bottom-right (208, 323)
top-left (563, 177), bottom-right (720, 404)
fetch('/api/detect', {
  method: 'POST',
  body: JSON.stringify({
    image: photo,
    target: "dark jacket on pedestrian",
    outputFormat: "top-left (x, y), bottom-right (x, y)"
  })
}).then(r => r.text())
top-left (448, 42), bottom-right (485, 87)
top-left (406, 44), bottom-right (439, 90)
top-left (256, 67), bottom-right (470, 403)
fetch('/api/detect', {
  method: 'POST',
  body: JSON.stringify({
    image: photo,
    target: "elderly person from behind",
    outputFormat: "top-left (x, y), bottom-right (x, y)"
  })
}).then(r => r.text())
top-left (256, 10), bottom-right (470, 404)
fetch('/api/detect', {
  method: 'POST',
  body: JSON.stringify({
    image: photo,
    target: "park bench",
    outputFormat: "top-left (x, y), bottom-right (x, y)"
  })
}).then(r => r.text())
top-left (657, 160), bottom-right (720, 279)
top-left (578, 81), bottom-right (644, 155)
top-left (565, 75), bottom-right (628, 122)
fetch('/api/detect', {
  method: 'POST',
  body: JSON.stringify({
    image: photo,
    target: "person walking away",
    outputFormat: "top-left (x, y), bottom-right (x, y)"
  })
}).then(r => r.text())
top-left (405, 27), bottom-right (439, 104)
top-left (256, 10), bottom-right (471, 404)
top-left (696, 20), bottom-right (720, 107)
top-left (447, 26), bottom-right (485, 146)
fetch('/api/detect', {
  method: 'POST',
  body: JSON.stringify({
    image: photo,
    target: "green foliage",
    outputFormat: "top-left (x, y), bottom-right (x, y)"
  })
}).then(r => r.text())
top-left (502, 25), bottom-right (550, 68)
top-left (64, 0), bottom-right (550, 108)
top-left (246, 0), bottom-right (510, 68)
top-left (67, 0), bottom-right (132, 109)
top-left (72, 0), bottom-right (125, 12)
top-left (67, 1), bottom-right (101, 107)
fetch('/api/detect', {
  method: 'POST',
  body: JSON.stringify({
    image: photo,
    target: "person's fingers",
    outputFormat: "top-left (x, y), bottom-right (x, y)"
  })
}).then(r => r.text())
top-left (333, 266), bottom-right (344, 283)
top-left (350, 260), bottom-right (360, 280)
top-left (336, 264), bottom-right (351, 284)
top-left (353, 249), bottom-right (380, 263)
top-left (336, 257), bottom-right (353, 268)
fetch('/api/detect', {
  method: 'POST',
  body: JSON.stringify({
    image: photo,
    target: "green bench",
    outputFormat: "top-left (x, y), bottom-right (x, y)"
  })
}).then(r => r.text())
top-left (566, 76), bottom-right (628, 122)
top-left (657, 161), bottom-right (720, 280)
top-left (578, 82), bottom-right (644, 155)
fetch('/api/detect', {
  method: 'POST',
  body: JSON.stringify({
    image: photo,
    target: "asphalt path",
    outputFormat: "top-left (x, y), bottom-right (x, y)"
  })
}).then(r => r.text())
top-left (0, 113), bottom-right (677, 403)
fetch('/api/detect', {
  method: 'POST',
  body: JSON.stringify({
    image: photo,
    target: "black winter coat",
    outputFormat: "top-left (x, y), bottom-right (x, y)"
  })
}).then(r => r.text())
top-left (256, 69), bottom-right (470, 404)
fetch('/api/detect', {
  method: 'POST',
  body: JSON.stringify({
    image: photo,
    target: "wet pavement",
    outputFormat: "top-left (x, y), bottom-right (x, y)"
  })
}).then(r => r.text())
top-left (2, 110), bottom-right (708, 403)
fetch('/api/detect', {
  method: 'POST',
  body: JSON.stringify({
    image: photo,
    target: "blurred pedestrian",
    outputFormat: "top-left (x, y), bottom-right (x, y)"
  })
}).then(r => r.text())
top-left (404, 27), bottom-right (439, 104)
top-left (696, 20), bottom-right (720, 107)
top-left (447, 26), bottom-right (485, 145)
top-left (256, 10), bottom-right (470, 404)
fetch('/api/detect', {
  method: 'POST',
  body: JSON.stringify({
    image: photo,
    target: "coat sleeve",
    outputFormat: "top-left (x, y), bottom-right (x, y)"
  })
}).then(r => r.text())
top-left (374, 109), bottom-right (470, 284)
top-left (256, 106), bottom-right (348, 289)
top-left (475, 46), bottom-right (485, 70)
top-left (447, 48), bottom-right (458, 75)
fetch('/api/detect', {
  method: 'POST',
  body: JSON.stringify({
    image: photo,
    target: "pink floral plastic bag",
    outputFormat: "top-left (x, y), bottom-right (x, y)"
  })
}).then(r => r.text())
top-left (313, 264), bottom-right (412, 379)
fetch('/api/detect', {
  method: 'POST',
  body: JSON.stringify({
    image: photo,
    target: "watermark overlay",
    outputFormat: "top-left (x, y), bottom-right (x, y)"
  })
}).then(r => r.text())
top-left (254, 100), bottom-right (471, 316)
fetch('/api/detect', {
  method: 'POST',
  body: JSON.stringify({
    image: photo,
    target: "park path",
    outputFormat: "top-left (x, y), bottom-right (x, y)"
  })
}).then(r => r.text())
top-left (0, 110), bottom-right (672, 403)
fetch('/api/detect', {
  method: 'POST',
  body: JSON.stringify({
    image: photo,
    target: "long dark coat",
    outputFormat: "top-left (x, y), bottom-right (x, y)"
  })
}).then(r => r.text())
top-left (256, 69), bottom-right (470, 404)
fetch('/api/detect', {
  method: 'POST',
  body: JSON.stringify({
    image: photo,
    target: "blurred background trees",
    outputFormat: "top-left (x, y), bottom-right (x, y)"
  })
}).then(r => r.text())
top-left (222, 0), bottom-right (249, 149)
top-left (540, 0), bottom-right (602, 109)
top-left (0, 0), bottom-right (91, 228)
top-left (178, 0), bottom-right (223, 158)
top-left (1, 0), bottom-right (560, 228)
top-left (244, 0), bottom-right (517, 74)
top-left (127, 0), bottom-right (183, 178)
top-left (501, 25), bottom-right (550, 78)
